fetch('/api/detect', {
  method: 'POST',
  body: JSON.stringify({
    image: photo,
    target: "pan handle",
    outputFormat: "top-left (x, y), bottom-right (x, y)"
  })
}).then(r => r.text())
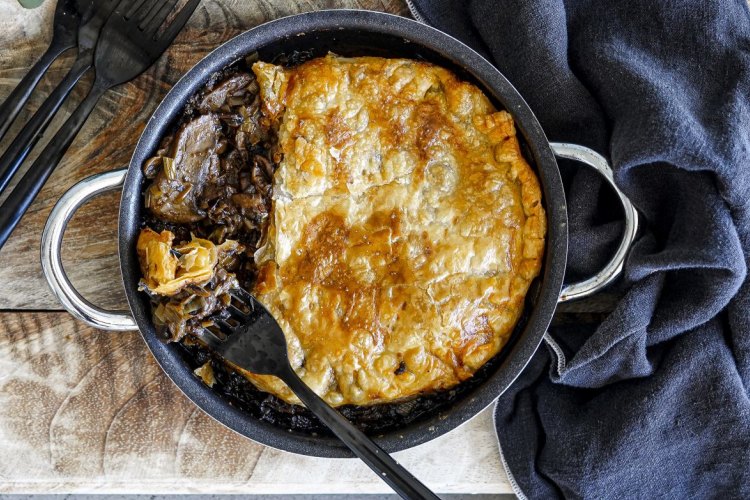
top-left (42, 148), bottom-right (634, 326)
top-left (551, 143), bottom-right (639, 302)
top-left (41, 168), bottom-right (138, 331)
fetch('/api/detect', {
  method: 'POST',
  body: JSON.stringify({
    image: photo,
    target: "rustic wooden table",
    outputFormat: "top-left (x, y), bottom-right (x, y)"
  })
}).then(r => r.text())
top-left (0, 0), bottom-right (515, 494)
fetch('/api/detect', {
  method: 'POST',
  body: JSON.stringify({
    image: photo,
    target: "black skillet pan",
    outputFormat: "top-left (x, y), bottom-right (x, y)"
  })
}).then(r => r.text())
top-left (40, 10), bottom-right (638, 458)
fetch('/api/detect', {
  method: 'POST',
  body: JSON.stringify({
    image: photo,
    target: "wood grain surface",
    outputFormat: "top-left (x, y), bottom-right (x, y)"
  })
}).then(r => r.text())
top-left (0, 311), bottom-right (509, 494)
top-left (0, 0), bottom-right (513, 494)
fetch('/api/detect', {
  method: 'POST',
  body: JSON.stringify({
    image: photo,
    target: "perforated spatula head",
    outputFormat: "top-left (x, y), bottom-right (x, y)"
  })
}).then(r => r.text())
top-left (192, 287), bottom-right (291, 377)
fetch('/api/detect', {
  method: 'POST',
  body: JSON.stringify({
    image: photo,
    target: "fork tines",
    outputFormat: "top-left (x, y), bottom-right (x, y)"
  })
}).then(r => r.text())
top-left (230, 287), bottom-right (256, 309)
top-left (193, 325), bottom-right (223, 350)
top-left (140, 0), bottom-right (180, 35)
top-left (122, 0), bottom-right (200, 43)
top-left (193, 287), bottom-right (257, 348)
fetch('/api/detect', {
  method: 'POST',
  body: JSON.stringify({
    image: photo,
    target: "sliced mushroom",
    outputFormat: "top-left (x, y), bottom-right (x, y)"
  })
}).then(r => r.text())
top-left (232, 192), bottom-right (267, 213)
top-left (254, 153), bottom-right (275, 181)
top-left (251, 155), bottom-right (272, 198)
top-left (146, 114), bottom-right (223, 223)
top-left (198, 73), bottom-right (253, 113)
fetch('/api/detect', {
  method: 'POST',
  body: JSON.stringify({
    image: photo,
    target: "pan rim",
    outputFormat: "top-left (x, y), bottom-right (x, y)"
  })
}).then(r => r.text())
top-left (118, 9), bottom-right (567, 458)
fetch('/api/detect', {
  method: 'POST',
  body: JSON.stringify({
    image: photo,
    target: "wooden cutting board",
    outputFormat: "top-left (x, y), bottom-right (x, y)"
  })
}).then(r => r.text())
top-left (0, 0), bottom-right (513, 494)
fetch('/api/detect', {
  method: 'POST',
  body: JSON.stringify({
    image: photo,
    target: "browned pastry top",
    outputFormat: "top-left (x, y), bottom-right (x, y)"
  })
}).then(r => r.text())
top-left (245, 55), bottom-right (546, 406)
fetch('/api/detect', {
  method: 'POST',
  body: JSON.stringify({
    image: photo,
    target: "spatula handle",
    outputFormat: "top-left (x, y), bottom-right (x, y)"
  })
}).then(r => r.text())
top-left (281, 366), bottom-right (441, 500)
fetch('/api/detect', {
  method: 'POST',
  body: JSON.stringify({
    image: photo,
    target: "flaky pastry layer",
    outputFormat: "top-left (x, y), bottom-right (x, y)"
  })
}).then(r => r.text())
top-left (246, 55), bottom-right (545, 406)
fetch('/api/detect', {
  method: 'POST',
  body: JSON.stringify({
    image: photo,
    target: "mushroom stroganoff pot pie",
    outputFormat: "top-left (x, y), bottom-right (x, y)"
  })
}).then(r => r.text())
top-left (42, 10), bottom-right (638, 457)
top-left (137, 53), bottom-right (545, 407)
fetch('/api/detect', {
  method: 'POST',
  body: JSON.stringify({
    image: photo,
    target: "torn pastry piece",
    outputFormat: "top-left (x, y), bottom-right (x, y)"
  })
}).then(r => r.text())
top-left (137, 227), bottom-right (244, 341)
top-left (194, 361), bottom-right (216, 387)
top-left (138, 228), bottom-right (219, 295)
top-left (248, 55), bottom-right (547, 407)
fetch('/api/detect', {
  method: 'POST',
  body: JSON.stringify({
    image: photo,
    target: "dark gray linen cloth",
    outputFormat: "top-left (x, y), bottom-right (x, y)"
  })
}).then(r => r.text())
top-left (408, 0), bottom-right (750, 497)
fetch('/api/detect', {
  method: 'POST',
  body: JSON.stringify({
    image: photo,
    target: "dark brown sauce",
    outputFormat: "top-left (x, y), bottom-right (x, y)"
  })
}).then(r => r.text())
top-left (176, 336), bottom-right (506, 436)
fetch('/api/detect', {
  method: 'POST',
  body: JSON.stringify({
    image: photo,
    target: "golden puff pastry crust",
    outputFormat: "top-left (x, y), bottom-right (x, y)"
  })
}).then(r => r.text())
top-left (248, 55), bottom-right (546, 406)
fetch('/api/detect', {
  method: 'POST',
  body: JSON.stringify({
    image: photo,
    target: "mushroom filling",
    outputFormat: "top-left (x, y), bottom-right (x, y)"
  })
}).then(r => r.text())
top-left (138, 62), bottom-right (277, 342)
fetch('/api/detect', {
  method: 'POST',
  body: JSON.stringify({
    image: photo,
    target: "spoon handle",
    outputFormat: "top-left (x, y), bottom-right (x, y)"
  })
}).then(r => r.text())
top-left (0, 82), bottom-right (106, 250)
top-left (0, 39), bottom-right (69, 142)
top-left (280, 366), bottom-right (441, 500)
top-left (0, 55), bottom-right (91, 194)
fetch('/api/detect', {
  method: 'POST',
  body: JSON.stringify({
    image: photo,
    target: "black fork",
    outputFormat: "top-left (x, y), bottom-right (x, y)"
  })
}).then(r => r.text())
top-left (0, 0), bottom-right (201, 250)
top-left (0, 0), bottom-right (89, 141)
top-left (194, 287), bottom-right (441, 500)
top-left (0, 0), bottom-right (126, 194)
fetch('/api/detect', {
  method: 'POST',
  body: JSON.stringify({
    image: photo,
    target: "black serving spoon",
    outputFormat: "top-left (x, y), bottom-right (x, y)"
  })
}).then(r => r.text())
top-left (193, 287), bottom-right (441, 500)
top-left (0, 0), bottom-right (123, 194)
top-left (0, 0), bottom-right (89, 142)
top-left (0, 0), bottom-right (201, 250)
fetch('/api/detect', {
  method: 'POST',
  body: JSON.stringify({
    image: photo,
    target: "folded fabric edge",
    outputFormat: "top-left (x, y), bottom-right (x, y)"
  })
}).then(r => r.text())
top-left (493, 400), bottom-right (529, 500)
top-left (404, 0), bottom-right (427, 23)
top-left (544, 332), bottom-right (567, 378)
